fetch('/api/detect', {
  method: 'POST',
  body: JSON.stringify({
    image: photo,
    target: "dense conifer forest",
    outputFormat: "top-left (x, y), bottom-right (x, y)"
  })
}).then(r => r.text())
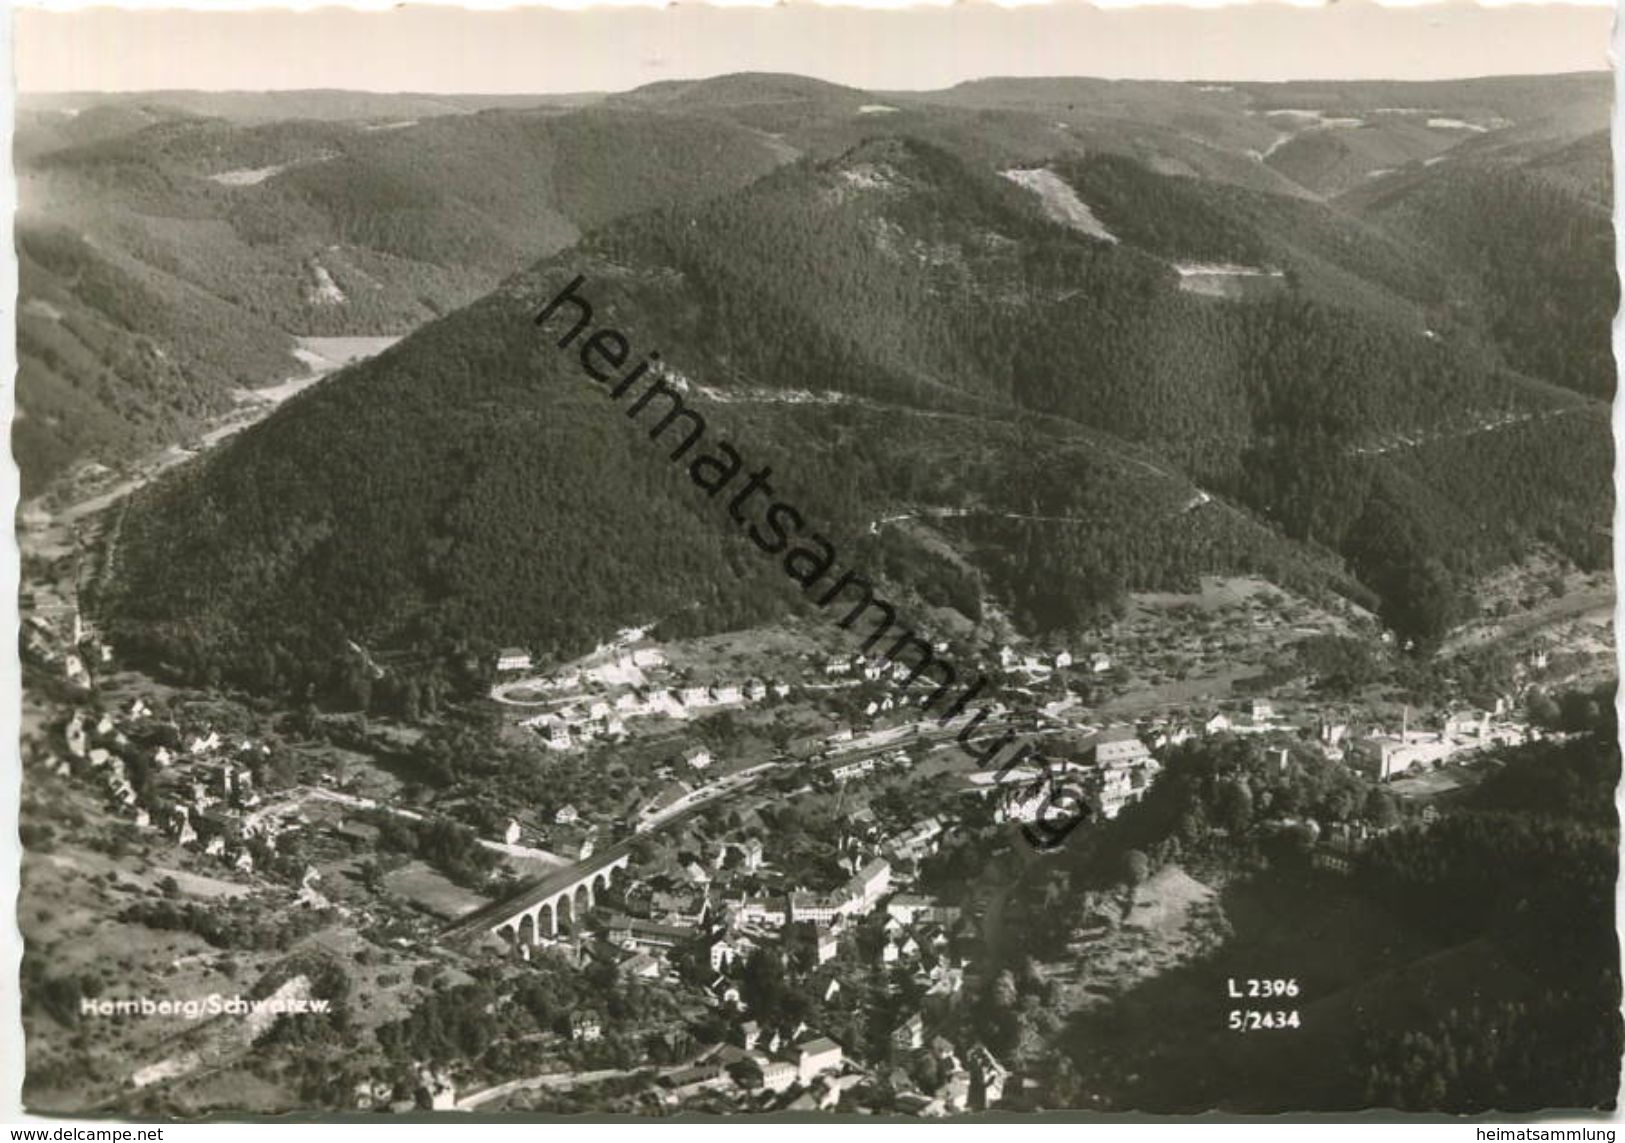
top-left (99, 120), bottom-right (1612, 699)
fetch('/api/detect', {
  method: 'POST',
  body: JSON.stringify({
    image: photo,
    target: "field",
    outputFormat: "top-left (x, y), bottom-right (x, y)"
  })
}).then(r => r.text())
top-left (382, 860), bottom-right (492, 921)
top-left (1386, 764), bottom-right (1487, 801)
top-left (19, 778), bottom-right (294, 1111)
top-left (1088, 576), bottom-right (1373, 718)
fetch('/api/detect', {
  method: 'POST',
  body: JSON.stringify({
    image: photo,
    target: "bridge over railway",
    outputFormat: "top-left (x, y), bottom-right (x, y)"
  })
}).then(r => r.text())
top-left (442, 839), bottom-right (633, 946)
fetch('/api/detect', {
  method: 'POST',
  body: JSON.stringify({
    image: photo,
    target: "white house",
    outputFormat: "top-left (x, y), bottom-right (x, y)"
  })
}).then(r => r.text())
top-left (893, 1012), bottom-right (925, 1051)
top-left (849, 858), bottom-right (892, 912)
top-left (1093, 729), bottom-right (1151, 766)
top-left (797, 1037), bottom-right (844, 1085)
top-left (792, 893), bottom-right (839, 926)
top-left (496, 647), bottom-right (533, 673)
top-left (631, 648), bottom-right (664, 669)
top-left (1444, 710), bottom-right (1489, 740)
top-left (737, 896), bottom-right (788, 927)
top-left (760, 1059), bottom-right (797, 1093)
top-left (709, 938), bottom-right (737, 972)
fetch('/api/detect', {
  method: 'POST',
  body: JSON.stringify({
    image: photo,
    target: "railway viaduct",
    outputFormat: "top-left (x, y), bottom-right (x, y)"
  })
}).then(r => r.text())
top-left (442, 840), bottom-right (633, 946)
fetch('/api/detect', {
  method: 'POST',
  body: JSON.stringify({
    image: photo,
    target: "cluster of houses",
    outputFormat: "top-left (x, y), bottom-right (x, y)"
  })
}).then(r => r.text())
top-left (44, 700), bottom-right (288, 880)
top-left (829, 748), bottom-right (910, 784)
top-left (601, 846), bottom-right (999, 1113)
top-left (630, 1011), bottom-right (1009, 1113)
top-left (507, 806), bottom-right (599, 862)
top-left (881, 815), bottom-right (947, 864)
top-left (521, 678), bottom-right (789, 752)
top-left (498, 637), bottom-right (814, 756)
top-left (21, 599), bottom-right (114, 691)
top-left (876, 893), bottom-right (966, 989)
top-left (1127, 695), bottom-right (1540, 786)
top-left (997, 645), bottom-right (1112, 677)
top-left (988, 727), bottom-right (1163, 825)
top-left (885, 1019), bottom-right (994, 1114)
top-left (687, 881), bottom-right (995, 1114)
top-left (494, 641), bottom-right (665, 681)
top-left (1340, 705), bottom-right (1539, 781)
top-left (672, 1029), bottom-right (850, 1108)
top-left (1132, 698), bottom-right (1283, 753)
top-left (820, 644), bottom-right (1110, 686)
top-left (523, 847), bottom-right (955, 1108)
top-left (1137, 696), bottom-right (1540, 785)
top-left (352, 1066), bottom-right (457, 1112)
top-left (731, 857), bottom-right (895, 931)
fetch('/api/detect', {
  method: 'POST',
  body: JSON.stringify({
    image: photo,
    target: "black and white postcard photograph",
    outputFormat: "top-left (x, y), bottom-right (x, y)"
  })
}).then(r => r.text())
top-left (4, 0), bottom-right (1622, 1127)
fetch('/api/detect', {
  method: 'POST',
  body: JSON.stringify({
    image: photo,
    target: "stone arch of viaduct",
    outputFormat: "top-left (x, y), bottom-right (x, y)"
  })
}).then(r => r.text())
top-left (493, 850), bottom-right (631, 946)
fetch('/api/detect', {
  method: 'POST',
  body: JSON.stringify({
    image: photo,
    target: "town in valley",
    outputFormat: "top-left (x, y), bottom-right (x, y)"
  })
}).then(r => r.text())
top-left (12, 39), bottom-right (1621, 1118)
top-left (20, 468), bottom-right (1614, 1112)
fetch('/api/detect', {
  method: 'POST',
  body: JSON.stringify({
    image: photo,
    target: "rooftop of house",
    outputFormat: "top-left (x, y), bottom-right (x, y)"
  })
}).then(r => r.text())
top-left (1091, 726), bottom-right (1143, 745)
top-left (856, 857), bottom-right (891, 879)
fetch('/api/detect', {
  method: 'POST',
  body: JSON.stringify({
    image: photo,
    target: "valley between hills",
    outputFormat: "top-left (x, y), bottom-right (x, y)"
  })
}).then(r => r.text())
top-left (16, 71), bottom-right (1619, 1116)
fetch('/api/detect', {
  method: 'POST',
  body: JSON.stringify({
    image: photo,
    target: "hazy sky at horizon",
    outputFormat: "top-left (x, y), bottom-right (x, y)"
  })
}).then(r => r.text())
top-left (15, 3), bottom-right (1615, 94)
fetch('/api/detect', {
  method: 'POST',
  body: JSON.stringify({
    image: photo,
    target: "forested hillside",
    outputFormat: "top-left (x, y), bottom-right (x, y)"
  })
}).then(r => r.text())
top-left (16, 224), bottom-right (294, 481)
top-left (18, 73), bottom-right (1610, 492)
top-left (14, 103), bottom-right (787, 491)
top-left (101, 117), bottom-right (1612, 699)
top-left (981, 715), bottom-right (1620, 1112)
top-left (1344, 145), bottom-right (1617, 400)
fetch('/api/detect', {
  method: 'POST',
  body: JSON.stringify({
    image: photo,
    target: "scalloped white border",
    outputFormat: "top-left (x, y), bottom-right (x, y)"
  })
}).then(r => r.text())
top-left (1, 1), bottom-right (1619, 1131)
